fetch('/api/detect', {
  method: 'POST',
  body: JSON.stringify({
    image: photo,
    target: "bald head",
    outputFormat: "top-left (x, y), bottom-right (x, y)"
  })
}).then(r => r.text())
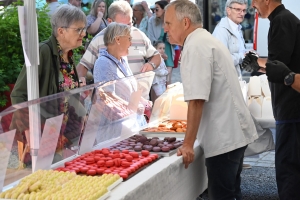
top-left (251, 0), bottom-right (282, 18)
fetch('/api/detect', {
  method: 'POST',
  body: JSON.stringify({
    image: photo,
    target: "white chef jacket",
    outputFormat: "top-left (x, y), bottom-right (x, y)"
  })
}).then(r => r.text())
top-left (181, 28), bottom-right (258, 158)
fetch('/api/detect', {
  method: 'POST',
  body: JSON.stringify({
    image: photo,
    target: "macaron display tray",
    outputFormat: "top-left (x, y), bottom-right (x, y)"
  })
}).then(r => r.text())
top-left (122, 155), bottom-right (162, 182)
top-left (137, 135), bottom-right (184, 157)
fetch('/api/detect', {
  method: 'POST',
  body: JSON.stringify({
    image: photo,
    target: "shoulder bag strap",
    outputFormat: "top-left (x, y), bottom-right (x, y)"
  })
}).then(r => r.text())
top-left (102, 18), bottom-right (108, 27)
top-left (101, 55), bottom-right (135, 91)
top-left (102, 55), bottom-right (128, 77)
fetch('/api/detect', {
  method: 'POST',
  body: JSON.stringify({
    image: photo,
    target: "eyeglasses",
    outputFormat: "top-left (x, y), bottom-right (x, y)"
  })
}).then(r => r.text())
top-left (229, 7), bottom-right (247, 13)
top-left (62, 27), bottom-right (87, 35)
top-left (120, 35), bottom-right (132, 42)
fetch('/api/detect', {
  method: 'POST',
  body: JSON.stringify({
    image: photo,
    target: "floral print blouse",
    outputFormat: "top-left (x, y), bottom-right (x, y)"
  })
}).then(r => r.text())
top-left (57, 43), bottom-right (79, 92)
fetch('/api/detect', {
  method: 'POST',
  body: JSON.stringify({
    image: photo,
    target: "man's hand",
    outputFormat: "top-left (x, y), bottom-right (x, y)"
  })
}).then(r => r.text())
top-left (266, 60), bottom-right (292, 83)
top-left (141, 63), bottom-right (154, 72)
top-left (177, 143), bottom-right (194, 169)
top-left (241, 51), bottom-right (261, 72)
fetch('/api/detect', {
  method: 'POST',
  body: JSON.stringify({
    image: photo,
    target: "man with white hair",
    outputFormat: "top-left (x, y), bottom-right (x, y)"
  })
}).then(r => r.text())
top-left (76, 1), bottom-right (161, 81)
top-left (212, 0), bottom-right (247, 80)
top-left (164, 0), bottom-right (258, 199)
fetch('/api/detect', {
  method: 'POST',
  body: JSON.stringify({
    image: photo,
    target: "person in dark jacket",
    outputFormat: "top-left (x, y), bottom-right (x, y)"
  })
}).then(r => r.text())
top-left (10, 4), bottom-right (87, 165)
top-left (11, 5), bottom-right (86, 103)
top-left (249, 0), bottom-right (300, 199)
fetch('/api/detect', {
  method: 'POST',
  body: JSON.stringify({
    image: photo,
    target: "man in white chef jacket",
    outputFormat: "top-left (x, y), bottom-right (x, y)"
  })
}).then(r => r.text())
top-left (164, 0), bottom-right (258, 199)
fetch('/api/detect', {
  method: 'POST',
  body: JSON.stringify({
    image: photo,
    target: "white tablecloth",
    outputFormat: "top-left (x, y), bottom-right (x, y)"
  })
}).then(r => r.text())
top-left (107, 142), bottom-right (208, 200)
top-left (245, 117), bottom-right (276, 156)
top-left (255, 118), bottom-right (276, 128)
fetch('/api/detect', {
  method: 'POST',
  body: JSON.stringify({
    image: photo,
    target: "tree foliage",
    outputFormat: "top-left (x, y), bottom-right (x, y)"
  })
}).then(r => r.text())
top-left (0, 0), bottom-right (52, 107)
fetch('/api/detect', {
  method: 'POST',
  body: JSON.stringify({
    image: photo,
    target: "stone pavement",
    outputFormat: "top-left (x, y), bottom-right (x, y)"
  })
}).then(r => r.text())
top-left (244, 151), bottom-right (275, 168)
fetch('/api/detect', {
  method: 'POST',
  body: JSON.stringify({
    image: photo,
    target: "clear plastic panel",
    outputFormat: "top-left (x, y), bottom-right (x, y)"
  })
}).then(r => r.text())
top-left (79, 71), bottom-right (155, 153)
top-left (149, 82), bottom-right (185, 125)
top-left (35, 114), bottom-right (64, 170)
top-left (0, 72), bottom-right (155, 191)
top-left (0, 129), bottom-right (16, 191)
top-left (0, 84), bottom-right (95, 190)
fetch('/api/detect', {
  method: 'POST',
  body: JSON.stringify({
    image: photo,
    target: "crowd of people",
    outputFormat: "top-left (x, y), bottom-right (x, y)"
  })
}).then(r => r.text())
top-left (9, 0), bottom-right (300, 199)
top-left (45, 0), bottom-right (180, 102)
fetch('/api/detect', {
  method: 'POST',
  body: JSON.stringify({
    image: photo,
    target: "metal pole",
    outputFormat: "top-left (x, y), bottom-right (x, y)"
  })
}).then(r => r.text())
top-left (24, 0), bottom-right (40, 172)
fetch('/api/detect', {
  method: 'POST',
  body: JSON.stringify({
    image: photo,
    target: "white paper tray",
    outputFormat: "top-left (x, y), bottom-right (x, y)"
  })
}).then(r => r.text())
top-left (140, 131), bottom-right (185, 138)
top-left (0, 191), bottom-right (111, 200)
top-left (150, 149), bottom-right (178, 157)
top-left (98, 191), bottom-right (111, 200)
top-left (107, 177), bottom-right (123, 191)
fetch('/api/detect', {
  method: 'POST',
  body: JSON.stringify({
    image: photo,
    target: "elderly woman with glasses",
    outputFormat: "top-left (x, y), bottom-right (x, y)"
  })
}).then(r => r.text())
top-left (93, 22), bottom-right (152, 143)
top-left (11, 5), bottom-right (87, 104)
top-left (93, 22), bottom-right (152, 105)
top-left (87, 0), bottom-right (108, 37)
top-left (212, 0), bottom-right (248, 80)
top-left (94, 22), bottom-right (133, 86)
top-left (11, 5), bottom-right (87, 165)
top-left (132, 1), bottom-right (152, 36)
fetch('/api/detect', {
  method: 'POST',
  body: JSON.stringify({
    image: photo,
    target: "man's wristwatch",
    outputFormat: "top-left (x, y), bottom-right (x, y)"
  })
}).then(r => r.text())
top-left (284, 72), bottom-right (296, 86)
top-left (148, 62), bottom-right (157, 70)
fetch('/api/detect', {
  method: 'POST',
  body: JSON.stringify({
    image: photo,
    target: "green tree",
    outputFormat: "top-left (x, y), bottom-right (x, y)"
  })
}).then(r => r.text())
top-left (0, 0), bottom-right (86, 108)
top-left (0, 1), bottom-right (53, 107)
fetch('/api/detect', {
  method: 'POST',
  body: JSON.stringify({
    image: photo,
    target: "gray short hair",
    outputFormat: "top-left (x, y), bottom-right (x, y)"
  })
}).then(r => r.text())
top-left (133, 2), bottom-right (146, 17)
top-left (103, 22), bottom-right (131, 46)
top-left (225, 0), bottom-right (247, 15)
top-left (166, 0), bottom-right (202, 26)
top-left (108, 1), bottom-right (133, 20)
top-left (51, 5), bottom-right (86, 36)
